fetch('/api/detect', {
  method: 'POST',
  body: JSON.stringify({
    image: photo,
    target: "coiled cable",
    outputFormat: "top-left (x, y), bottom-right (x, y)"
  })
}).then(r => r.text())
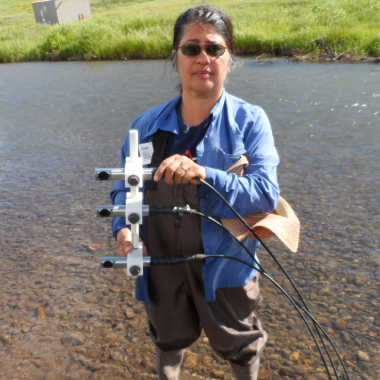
top-left (194, 178), bottom-right (350, 380)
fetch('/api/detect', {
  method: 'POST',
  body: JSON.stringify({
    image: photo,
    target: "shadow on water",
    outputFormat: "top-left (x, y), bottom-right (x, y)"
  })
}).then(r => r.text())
top-left (0, 59), bottom-right (379, 380)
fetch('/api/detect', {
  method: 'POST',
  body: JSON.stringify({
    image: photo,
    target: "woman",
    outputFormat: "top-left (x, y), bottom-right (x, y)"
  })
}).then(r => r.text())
top-left (111, 6), bottom-right (279, 380)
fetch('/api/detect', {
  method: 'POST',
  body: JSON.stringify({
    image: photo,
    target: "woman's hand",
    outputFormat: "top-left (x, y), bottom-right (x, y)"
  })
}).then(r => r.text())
top-left (116, 228), bottom-right (148, 257)
top-left (153, 155), bottom-right (206, 185)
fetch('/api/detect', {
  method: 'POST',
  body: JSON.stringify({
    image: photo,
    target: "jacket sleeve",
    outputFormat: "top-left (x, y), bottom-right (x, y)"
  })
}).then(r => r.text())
top-left (197, 107), bottom-right (280, 219)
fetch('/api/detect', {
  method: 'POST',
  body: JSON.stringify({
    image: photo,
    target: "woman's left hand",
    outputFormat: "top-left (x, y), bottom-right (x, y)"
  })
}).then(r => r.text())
top-left (153, 154), bottom-right (206, 185)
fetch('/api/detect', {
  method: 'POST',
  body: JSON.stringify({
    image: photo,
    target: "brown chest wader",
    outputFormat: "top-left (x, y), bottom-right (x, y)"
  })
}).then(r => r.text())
top-left (143, 130), bottom-right (266, 380)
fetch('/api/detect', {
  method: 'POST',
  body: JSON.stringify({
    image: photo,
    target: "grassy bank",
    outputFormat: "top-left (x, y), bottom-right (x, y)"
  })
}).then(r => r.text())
top-left (0, 0), bottom-right (379, 62)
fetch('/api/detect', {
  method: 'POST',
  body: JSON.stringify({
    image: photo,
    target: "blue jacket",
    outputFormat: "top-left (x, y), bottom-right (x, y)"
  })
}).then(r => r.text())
top-left (111, 90), bottom-right (280, 306)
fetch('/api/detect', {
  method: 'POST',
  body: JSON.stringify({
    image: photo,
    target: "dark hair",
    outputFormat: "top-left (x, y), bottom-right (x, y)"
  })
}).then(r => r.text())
top-left (169, 5), bottom-right (236, 68)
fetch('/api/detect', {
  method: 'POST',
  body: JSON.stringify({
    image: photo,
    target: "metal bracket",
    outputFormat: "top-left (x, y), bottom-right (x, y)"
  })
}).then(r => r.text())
top-left (124, 130), bottom-right (143, 276)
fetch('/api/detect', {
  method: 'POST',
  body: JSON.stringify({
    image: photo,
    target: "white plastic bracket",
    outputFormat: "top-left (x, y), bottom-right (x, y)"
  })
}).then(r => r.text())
top-left (126, 224), bottom-right (143, 276)
top-left (125, 130), bottom-right (143, 276)
top-left (125, 130), bottom-right (143, 189)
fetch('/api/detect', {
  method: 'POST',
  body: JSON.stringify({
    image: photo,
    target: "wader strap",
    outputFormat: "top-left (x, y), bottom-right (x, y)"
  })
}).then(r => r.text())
top-left (145, 129), bottom-right (171, 191)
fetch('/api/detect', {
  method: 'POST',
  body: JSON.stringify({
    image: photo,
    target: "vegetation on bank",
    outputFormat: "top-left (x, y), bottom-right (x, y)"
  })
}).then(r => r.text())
top-left (0, 0), bottom-right (379, 62)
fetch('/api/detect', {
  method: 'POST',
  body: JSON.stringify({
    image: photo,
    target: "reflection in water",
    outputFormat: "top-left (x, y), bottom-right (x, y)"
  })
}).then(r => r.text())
top-left (0, 60), bottom-right (379, 380)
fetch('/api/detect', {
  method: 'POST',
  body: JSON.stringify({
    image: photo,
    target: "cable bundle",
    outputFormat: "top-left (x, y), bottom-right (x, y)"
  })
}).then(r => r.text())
top-left (190, 177), bottom-right (351, 380)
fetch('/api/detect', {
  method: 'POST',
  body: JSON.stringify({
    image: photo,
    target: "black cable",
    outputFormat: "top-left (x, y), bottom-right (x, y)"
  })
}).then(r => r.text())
top-left (109, 185), bottom-right (346, 377)
top-left (147, 198), bottom-right (347, 378)
top-left (196, 177), bottom-right (316, 303)
top-left (171, 207), bottom-right (339, 380)
top-left (190, 210), bottom-right (264, 272)
top-left (292, 299), bottom-right (349, 380)
top-left (194, 178), bottom-right (350, 380)
top-left (156, 205), bottom-right (337, 379)
top-left (189, 211), bottom-right (339, 380)
top-left (103, 198), bottom-right (346, 378)
top-left (194, 179), bottom-right (335, 377)
top-left (151, 252), bottom-right (349, 380)
top-left (264, 272), bottom-right (349, 380)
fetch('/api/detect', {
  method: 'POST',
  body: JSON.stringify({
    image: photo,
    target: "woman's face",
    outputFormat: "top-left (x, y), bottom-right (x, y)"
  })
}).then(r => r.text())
top-left (175, 23), bottom-right (231, 98)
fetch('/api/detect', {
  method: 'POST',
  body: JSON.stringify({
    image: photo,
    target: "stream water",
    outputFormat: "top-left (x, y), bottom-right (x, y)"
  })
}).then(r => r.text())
top-left (0, 59), bottom-right (379, 380)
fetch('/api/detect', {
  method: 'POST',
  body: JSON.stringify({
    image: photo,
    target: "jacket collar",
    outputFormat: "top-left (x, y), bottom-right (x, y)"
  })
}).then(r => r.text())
top-left (144, 95), bottom-right (181, 140)
top-left (144, 90), bottom-right (227, 140)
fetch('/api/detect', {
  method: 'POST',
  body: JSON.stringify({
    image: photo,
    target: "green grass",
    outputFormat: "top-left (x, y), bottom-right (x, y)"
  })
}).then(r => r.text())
top-left (0, 0), bottom-right (379, 62)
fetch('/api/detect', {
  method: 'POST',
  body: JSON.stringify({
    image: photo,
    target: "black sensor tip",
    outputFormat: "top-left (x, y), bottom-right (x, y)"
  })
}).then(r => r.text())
top-left (98, 209), bottom-right (111, 217)
top-left (102, 261), bottom-right (114, 268)
top-left (97, 171), bottom-right (110, 180)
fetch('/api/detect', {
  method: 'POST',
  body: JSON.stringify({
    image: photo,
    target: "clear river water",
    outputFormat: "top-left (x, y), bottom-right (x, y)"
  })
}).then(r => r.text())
top-left (0, 59), bottom-right (379, 380)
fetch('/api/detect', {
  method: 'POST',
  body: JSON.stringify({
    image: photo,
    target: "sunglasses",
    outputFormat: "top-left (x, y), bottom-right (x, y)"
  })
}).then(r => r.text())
top-left (178, 43), bottom-right (228, 57)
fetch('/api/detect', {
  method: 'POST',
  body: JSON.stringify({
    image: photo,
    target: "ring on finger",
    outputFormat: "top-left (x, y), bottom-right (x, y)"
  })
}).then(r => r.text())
top-left (180, 166), bottom-right (188, 172)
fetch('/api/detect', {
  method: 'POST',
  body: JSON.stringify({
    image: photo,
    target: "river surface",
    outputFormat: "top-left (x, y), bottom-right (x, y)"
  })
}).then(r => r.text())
top-left (0, 59), bottom-right (379, 380)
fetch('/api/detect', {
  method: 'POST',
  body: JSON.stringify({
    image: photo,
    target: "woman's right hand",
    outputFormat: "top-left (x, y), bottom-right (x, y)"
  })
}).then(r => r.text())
top-left (116, 228), bottom-right (148, 257)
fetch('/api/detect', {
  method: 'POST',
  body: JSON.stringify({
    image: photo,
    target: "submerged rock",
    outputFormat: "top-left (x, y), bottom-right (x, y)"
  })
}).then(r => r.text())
top-left (184, 353), bottom-right (199, 368)
top-left (36, 307), bottom-right (46, 321)
top-left (258, 369), bottom-right (272, 379)
top-left (280, 367), bottom-right (295, 377)
top-left (125, 308), bottom-right (136, 319)
top-left (372, 355), bottom-right (380, 366)
top-left (289, 352), bottom-right (299, 362)
top-left (270, 360), bottom-right (281, 370)
top-left (202, 356), bottom-right (213, 365)
top-left (356, 351), bottom-right (370, 362)
top-left (333, 319), bottom-right (348, 330)
top-left (212, 369), bottom-right (224, 378)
